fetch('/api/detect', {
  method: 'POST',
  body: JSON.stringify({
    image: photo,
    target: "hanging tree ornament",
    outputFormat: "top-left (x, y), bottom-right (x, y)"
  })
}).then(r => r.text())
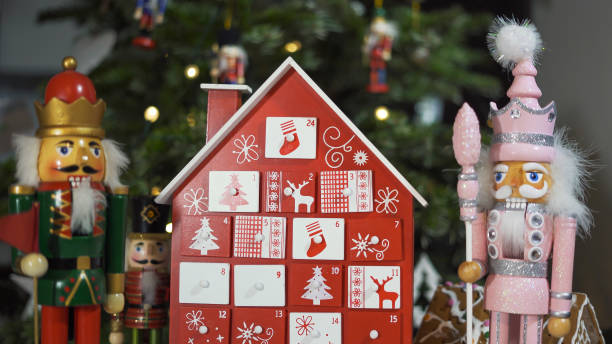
top-left (363, 0), bottom-right (397, 93)
top-left (210, 7), bottom-right (247, 85)
top-left (132, 0), bottom-right (168, 49)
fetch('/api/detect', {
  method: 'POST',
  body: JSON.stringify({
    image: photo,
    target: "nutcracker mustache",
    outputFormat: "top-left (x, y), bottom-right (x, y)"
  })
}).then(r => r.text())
top-left (56, 165), bottom-right (100, 174)
top-left (131, 258), bottom-right (164, 265)
top-left (494, 182), bottom-right (548, 200)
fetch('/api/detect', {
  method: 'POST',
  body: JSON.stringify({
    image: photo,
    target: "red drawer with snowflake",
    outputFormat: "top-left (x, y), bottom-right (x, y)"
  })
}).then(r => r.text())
top-left (231, 308), bottom-right (286, 344)
top-left (159, 59), bottom-right (426, 343)
top-left (180, 307), bottom-right (230, 344)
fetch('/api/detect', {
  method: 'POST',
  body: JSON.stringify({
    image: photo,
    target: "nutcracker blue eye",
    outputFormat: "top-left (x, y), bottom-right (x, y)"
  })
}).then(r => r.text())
top-left (494, 172), bottom-right (506, 183)
top-left (527, 172), bottom-right (543, 183)
top-left (56, 146), bottom-right (72, 156)
top-left (136, 246), bottom-right (142, 252)
top-left (90, 147), bottom-right (100, 157)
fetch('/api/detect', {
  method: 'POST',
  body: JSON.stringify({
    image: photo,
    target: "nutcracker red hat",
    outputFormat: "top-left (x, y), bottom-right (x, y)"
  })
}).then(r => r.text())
top-left (487, 18), bottom-right (556, 163)
top-left (34, 56), bottom-right (106, 138)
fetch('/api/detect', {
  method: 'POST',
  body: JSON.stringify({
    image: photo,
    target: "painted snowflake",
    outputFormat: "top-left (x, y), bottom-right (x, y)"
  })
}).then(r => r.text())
top-left (232, 134), bottom-right (260, 164)
top-left (351, 233), bottom-right (374, 258)
top-left (353, 150), bottom-right (368, 166)
top-left (185, 310), bottom-right (205, 331)
top-left (183, 188), bottom-right (208, 215)
top-left (236, 322), bottom-right (257, 344)
top-left (295, 315), bottom-right (315, 336)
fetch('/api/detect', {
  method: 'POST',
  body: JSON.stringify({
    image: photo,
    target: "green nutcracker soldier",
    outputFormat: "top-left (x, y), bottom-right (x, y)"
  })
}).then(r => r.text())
top-left (0, 56), bottom-right (129, 344)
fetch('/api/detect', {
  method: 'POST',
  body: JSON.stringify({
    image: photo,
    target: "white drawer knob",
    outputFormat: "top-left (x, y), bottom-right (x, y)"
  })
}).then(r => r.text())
top-left (254, 233), bottom-right (265, 242)
top-left (284, 187), bottom-right (293, 196)
top-left (254, 325), bottom-right (263, 334)
top-left (313, 281), bottom-right (322, 288)
top-left (230, 187), bottom-right (239, 196)
top-left (286, 134), bottom-right (295, 142)
top-left (199, 325), bottom-right (208, 334)
top-left (312, 330), bottom-right (321, 338)
top-left (370, 236), bottom-right (380, 245)
top-left (313, 236), bottom-right (323, 244)
top-left (199, 280), bottom-right (210, 288)
top-left (254, 282), bottom-right (265, 291)
top-left (369, 329), bottom-right (379, 339)
top-left (342, 187), bottom-right (353, 197)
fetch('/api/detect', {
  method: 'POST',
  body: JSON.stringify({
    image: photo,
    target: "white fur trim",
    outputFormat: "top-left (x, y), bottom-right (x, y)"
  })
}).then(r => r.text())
top-left (71, 179), bottom-right (106, 235)
top-left (548, 130), bottom-right (593, 236)
top-left (12, 134), bottom-right (40, 187)
top-left (487, 17), bottom-right (542, 69)
top-left (102, 139), bottom-right (129, 191)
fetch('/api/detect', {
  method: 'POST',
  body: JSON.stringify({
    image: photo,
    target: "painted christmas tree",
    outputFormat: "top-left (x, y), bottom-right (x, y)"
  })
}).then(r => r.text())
top-left (301, 266), bottom-right (333, 305)
top-left (219, 174), bottom-right (249, 211)
top-left (189, 217), bottom-right (219, 255)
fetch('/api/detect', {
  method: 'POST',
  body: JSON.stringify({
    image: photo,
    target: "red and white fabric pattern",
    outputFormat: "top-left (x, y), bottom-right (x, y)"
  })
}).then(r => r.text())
top-left (320, 170), bottom-right (373, 213)
top-left (265, 171), bottom-right (282, 212)
top-left (233, 216), bottom-right (286, 259)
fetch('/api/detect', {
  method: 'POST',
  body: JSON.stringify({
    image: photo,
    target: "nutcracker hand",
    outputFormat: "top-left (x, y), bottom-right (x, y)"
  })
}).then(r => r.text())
top-left (20, 253), bottom-right (48, 278)
top-left (133, 8), bottom-right (143, 20)
top-left (104, 293), bottom-right (125, 314)
top-left (109, 331), bottom-right (124, 344)
top-left (382, 51), bottom-right (391, 61)
top-left (458, 261), bottom-right (481, 283)
top-left (238, 77), bottom-right (245, 84)
top-left (155, 14), bottom-right (165, 24)
top-left (548, 317), bottom-right (571, 338)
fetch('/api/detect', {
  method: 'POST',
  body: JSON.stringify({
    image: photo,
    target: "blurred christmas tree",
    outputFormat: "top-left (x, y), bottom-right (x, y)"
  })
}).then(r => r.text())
top-left (8, 0), bottom-right (502, 279)
top-left (0, 1), bottom-right (504, 338)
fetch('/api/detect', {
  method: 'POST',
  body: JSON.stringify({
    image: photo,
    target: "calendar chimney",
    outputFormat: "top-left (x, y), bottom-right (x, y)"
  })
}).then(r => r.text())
top-left (201, 84), bottom-right (252, 142)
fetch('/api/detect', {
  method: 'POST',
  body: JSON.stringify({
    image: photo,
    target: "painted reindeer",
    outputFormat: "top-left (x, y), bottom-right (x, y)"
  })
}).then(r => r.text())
top-left (286, 179), bottom-right (314, 213)
top-left (371, 275), bottom-right (399, 309)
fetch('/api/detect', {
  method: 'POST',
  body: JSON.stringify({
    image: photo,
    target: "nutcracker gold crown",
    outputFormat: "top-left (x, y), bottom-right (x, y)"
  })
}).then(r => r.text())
top-left (33, 56), bottom-right (106, 138)
top-left (34, 97), bottom-right (106, 138)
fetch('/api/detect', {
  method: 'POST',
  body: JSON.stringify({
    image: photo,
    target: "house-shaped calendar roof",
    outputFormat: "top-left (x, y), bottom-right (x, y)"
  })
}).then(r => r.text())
top-left (155, 57), bottom-right (427, 207)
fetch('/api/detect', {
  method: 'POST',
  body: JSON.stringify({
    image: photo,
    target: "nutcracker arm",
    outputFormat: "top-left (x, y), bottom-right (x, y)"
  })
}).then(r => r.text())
top-left (105, 187), bottom-right (128, 276)
top-left (4, 185), bottom-right (38, 273)
top-left (157, 0), bottom-right (168, 14)
top-left (458, 211), bottom-right (488, 283)
top-left (550, 214), bottom-right (577, 318)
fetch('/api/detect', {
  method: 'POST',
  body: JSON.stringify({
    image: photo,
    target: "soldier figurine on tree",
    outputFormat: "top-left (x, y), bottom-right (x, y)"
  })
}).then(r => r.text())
top-left (0, 56), bottom-right (129, 344)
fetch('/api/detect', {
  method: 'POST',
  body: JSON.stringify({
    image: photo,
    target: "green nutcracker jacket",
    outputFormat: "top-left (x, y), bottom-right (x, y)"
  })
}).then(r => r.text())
top-left (9, 182), bottom-right (128, 307)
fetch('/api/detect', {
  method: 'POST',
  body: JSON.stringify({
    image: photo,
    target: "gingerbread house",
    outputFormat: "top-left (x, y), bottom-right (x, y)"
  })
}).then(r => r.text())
top-left (155, 57), bottom-right (427, 344)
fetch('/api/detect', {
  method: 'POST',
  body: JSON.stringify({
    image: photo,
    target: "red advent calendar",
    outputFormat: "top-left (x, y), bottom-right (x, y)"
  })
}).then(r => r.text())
top-left (156, 57), bottom-right (428, 344)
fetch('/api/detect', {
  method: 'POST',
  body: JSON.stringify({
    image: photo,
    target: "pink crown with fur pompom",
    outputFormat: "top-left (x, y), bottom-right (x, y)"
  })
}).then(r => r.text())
top-left (487, 18), bottom-right (556, 162)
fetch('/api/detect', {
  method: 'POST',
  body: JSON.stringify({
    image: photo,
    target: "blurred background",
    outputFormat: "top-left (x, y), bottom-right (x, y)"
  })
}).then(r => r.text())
top-left (0, 0), bottom-right (609, 341)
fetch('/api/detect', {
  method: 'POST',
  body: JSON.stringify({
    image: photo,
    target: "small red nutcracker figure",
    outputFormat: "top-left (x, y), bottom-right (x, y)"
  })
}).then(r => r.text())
top-left (210, 29), bottom-right (247, 85)
top-left (453, 18), bottom-right (592, 343)
top-left (363, 15), bottom-right (397, 93)
top-left (0, 56), bottom-right (129, 344)
top-left (124, 194), bottom-right (171, 344)
top-left (132, 0), bottom-right (168, 49)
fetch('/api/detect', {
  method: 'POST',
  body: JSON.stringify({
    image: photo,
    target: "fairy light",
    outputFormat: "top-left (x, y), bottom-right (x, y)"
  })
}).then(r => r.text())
top-left (144, 106), bottom-right (160, 123)
top-left (165, 223), bottom-right (172, 233)
top-left (375, 106), bottom-right (390, 121)
top-left (184, 64), bottom-right (200, 79)
top-left (284, 40), bottom-right (302, 53)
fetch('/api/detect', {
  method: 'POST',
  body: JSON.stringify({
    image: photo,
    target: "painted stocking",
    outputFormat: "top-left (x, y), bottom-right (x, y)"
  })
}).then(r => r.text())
top-left (305, 221), bottom-right (327, 257)
top-left (279, 120), bottom-right (300, 155)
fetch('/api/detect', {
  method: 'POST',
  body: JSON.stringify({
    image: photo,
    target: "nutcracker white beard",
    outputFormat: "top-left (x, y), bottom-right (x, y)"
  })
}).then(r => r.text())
top-left (499, 210), bottom-right (525, 259)
top-left (71, 178), bottom-right (106, 235)
top-left (142, 270), bottom-right (159, 305)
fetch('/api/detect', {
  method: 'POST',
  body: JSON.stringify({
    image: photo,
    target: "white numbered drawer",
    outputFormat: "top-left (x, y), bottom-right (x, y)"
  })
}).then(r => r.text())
top-left (208, 171), bottom-right (260, 212)
top-left (289, 312), bottom-right (342, 344)
top-left (179, 262), bottom-right (230, 305)
top-left (348, 265), bottom-right (401, 309)
top-left (233, 265), bottom-right (285, 307)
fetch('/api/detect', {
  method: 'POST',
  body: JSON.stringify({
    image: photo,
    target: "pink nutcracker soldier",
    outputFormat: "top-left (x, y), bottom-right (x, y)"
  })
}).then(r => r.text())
top-left (453, 18), bottom-right (592, 343)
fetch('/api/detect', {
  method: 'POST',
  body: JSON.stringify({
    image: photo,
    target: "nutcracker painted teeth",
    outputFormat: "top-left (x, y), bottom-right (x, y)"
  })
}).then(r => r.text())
top-left (124, 195), bottom-right (170, 344)
top-left (0, 56), bottom-right (129, 344)
top-left (453, 18), bottom-right (592, 343)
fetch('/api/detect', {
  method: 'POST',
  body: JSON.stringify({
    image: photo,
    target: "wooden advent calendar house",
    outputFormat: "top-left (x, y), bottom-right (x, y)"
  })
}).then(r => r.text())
top-left (155, 57), bottom-right (428, 344)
